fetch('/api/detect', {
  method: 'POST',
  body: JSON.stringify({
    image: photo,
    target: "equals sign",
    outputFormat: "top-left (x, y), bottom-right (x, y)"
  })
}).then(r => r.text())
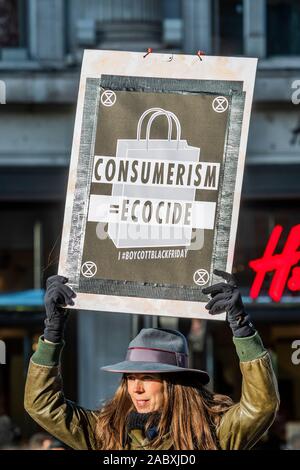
top-left (109, 204), bottom-right (119, 214)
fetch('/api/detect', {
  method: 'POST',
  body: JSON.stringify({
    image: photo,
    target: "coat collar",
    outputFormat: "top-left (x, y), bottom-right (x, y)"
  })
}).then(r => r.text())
top-left (128, 429), bottom-right (173, 450)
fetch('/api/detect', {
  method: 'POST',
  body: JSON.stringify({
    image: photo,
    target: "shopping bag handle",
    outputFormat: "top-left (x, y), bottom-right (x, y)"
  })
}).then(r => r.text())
top-left (146, 110), bottom-right (181, 149)
top-left (146, 109), bottom-right (181, 142)
top-left (137, 107), bottom-right (173, 141)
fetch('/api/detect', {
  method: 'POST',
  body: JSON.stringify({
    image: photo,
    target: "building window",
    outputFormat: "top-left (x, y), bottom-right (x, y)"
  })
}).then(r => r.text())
top-left (163, 0), bottom-right (181, 18)
top-left (163, 0), bottom-right (182, 49)
top-left (0, 203), bottom-right (64, 293)
top-left (0, 0), bottom-right (26, 48)
top-left (213, 0), bottom-right (243, 55)
top-left (267, 0), bottom-right (300, 56)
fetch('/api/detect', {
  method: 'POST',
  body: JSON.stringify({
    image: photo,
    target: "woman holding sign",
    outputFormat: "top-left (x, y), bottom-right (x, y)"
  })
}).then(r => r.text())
top-left (24, 271), bottom-right (279, 450)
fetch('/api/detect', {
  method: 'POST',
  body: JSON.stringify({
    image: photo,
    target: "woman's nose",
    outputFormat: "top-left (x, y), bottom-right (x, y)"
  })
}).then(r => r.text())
top-left (133, 379), bottom-right (144, 392)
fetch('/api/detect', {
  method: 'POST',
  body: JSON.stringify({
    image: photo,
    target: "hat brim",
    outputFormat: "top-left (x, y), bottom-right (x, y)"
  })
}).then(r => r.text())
top-left (101, 361), bottom-right (210, 385)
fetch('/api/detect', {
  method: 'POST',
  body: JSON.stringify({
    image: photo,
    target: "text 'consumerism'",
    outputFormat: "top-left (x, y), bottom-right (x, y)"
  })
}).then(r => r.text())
top-left (93, 157), bottom-right (220, 189)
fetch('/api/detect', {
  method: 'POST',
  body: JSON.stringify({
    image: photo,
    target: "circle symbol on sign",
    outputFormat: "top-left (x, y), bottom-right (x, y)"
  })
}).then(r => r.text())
top-left (212, 96), bottom-right (228, 113)
top-left (81, 261), bottom-right (97, 278)
top-left (101, 90), bottom-right (116, 107)
top-left (193, 269), bottom-right (210, 286)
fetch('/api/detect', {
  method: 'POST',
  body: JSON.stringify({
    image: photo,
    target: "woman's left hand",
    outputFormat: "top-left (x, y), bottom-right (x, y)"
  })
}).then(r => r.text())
top-left (202, 270), bottom-right (255, 337)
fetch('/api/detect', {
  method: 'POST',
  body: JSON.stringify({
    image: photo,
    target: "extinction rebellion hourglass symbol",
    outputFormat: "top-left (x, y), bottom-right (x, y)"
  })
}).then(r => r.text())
top-left (81, 261), bottom-right (97, 278)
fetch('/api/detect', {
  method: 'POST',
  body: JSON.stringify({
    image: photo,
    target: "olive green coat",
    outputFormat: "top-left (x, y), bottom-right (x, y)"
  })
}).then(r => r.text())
top-left (24, 332), bottom-right (279, 450)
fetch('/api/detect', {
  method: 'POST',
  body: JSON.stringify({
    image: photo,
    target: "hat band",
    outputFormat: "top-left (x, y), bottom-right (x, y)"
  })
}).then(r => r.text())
top-left (126, 347), bottom-right (188, 368)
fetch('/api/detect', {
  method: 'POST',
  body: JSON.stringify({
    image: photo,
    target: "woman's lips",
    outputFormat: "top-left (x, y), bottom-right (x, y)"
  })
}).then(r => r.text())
top-left (135, 399), bottom-right (150, 408)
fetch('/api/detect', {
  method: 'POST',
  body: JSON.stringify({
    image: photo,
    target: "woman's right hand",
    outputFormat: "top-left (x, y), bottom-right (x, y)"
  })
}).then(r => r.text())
top-left (44, 275), bottom-right (76, 343)
top-left (45, 275), bottom-right (76, 310)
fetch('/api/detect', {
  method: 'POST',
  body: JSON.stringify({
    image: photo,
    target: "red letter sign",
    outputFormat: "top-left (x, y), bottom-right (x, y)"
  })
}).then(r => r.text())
top-left (249, 225), bottom-right (300, 302)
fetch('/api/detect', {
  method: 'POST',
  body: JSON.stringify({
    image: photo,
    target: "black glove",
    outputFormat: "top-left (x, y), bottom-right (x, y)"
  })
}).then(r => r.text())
top-left (44, 275), bottom-right (76, 343)
top-left (202, 269), bottom-right (255, 337)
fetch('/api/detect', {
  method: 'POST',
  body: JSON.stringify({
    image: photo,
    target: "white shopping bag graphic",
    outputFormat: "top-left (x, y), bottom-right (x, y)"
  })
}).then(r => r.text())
top-left (112, 108), bottom-right (200, 248)
top-left (89, 107), bottom-right (219, 248)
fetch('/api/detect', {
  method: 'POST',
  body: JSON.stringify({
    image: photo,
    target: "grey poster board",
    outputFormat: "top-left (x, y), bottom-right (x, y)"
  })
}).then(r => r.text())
top-left (58, 50), bottom-right (257, 319)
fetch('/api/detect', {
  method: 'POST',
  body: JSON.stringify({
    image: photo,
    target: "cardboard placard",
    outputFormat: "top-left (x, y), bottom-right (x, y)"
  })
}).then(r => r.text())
top-left (58, 50), bottom-right (257, 319)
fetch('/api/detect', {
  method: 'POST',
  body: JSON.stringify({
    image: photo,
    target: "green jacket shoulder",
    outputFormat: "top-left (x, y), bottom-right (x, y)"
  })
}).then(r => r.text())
top-left (24, 332), bottom-right (280, 450)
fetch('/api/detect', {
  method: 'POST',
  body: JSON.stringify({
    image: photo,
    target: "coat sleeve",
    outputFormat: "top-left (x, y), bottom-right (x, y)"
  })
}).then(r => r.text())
top-left (24, 337), bottom-right (98, 450)
top-left (217, 332), bottom-right (280, 450)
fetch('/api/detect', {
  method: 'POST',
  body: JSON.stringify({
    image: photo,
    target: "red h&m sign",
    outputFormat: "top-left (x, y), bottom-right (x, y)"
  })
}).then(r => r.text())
top-left (249, 225), bottom-right (300, 302)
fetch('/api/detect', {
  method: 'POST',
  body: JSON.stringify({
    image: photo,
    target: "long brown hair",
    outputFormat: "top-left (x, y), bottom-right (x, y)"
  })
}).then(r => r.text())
top-left (95, 374), bottom-right (234, 450)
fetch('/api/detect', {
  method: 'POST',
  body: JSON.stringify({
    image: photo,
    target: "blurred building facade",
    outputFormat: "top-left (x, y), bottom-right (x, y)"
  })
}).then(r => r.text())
top-left (0, 0), bottom-right (300, 442)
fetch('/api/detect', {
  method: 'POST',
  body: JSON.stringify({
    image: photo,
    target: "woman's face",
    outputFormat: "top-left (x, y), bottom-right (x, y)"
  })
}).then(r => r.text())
top-left (126, 373), bottom-right (164, 413)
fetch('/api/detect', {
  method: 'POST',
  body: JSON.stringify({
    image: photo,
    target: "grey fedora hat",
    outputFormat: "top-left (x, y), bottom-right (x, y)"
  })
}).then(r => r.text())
top-left (101, 328), bottom-right (210, 385)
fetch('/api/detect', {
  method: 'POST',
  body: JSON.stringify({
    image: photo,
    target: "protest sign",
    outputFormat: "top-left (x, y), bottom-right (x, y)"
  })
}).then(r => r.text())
top-left (58, 50), bottom-right (257, 319)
